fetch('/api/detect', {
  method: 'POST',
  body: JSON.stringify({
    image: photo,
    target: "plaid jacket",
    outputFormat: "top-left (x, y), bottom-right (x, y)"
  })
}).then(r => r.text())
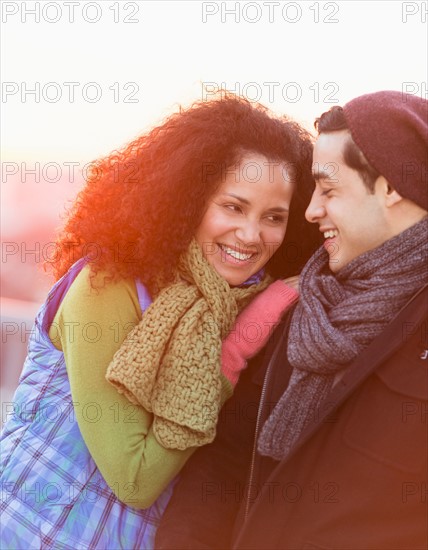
top-left (0, 259), bottom-right (174, 549)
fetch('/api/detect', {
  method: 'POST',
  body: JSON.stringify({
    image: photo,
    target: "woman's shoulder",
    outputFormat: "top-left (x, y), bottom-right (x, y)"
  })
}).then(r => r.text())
top-left (54, 264), bottom-right (144, 326)
top-left (49, 264), bottom-right (145, 349)
top-left (66, 263), bottom-right (134, 294)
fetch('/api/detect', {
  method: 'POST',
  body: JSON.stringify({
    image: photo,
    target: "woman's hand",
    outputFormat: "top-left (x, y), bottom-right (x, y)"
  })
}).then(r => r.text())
top-left (283, 275), bottom-right (299, 292)
top-left (221, 280), bottom-right (299, 386)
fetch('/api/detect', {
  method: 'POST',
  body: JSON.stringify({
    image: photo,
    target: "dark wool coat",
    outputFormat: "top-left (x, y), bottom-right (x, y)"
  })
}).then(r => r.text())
top-left (155, 285), bottom-right (428, 550)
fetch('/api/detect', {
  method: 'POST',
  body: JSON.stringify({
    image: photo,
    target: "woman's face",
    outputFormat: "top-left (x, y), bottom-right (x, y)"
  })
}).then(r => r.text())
top-left (195, 153), bottom-right (294, 286)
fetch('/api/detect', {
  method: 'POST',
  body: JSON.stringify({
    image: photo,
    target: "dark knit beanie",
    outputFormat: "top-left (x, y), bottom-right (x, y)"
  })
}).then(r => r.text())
top-left (343, 91), bottom-right (428, 210)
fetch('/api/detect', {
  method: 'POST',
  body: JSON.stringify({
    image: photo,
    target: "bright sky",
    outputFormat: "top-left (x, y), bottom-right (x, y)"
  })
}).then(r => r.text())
top-left (2, 0), bottom-right (427, 165)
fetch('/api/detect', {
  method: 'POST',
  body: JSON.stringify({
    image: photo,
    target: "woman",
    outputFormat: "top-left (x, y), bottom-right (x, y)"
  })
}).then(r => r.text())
top-left (0, 95), bottom-right (319, 549)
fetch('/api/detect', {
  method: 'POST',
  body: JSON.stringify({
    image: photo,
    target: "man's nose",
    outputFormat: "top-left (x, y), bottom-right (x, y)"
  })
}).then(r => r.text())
top-left (305, 191), bottom-right (325, 223)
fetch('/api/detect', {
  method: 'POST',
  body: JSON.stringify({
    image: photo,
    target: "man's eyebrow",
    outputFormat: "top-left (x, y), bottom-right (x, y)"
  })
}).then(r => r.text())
top-left (312, 169), bottom-right (335, 182)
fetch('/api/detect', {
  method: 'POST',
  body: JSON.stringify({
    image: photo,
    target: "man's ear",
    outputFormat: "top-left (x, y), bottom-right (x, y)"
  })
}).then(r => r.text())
top-left (377, 176), bottom-right (403, 207)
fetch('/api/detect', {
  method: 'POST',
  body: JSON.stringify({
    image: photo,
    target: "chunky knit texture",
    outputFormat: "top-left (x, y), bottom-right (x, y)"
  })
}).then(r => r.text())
top-left (221, 280), bottom-right (299, 386)
top-left (258, 216), bottom-right (428, 460)
top-left (106, 240), bottom-right (272, 450)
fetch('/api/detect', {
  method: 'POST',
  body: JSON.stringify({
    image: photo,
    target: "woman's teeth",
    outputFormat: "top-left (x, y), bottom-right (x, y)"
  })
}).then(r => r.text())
top-left (220, 245), bottom-right (253, 261)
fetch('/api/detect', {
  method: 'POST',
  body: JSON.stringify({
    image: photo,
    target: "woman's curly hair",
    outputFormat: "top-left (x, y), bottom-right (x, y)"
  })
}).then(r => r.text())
top-left (50, 94), bottom-right (320, 291)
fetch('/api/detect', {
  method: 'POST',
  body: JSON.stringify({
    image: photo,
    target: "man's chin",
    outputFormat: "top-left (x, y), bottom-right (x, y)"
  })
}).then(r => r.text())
top-left (328, 257), bottom-right (342, 273)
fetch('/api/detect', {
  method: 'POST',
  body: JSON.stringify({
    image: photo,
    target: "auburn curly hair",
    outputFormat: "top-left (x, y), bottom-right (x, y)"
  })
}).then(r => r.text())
top-left (50, 94), bottom-right (320, 291)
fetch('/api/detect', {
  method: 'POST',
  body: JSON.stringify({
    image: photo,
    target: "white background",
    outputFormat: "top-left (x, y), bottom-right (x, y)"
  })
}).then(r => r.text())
top-left (2, 0), bottom-right (427, 163)
top-left (0, 0), bottom-right (427, 413)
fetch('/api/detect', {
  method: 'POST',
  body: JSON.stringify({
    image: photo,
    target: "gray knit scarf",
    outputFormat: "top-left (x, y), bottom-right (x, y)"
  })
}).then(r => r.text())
top-left (258, 216), bottom-right (428, 460)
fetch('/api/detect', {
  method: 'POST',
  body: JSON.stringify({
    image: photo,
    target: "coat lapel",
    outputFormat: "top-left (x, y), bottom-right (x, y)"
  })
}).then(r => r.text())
top-left (272, 283), bottom-right (428, 465)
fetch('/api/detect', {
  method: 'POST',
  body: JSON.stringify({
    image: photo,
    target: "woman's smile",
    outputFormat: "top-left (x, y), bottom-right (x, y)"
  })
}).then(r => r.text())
top-left (195, 153), bottom-right (294, 286)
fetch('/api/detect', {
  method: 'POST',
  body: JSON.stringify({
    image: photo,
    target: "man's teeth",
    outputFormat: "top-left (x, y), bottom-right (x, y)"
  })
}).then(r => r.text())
top-left (220, 245), bottom-right (253, 260)
top-left (324, 230), bottom-right (338, 239)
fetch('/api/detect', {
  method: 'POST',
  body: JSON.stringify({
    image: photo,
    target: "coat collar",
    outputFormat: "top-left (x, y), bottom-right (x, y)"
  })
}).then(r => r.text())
top-left (268, 283), bottom-right (428, 465)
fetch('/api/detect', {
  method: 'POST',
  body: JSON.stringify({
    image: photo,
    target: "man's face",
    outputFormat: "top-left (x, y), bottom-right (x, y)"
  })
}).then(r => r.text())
top-left (306, 130), bottom-right (393, 272)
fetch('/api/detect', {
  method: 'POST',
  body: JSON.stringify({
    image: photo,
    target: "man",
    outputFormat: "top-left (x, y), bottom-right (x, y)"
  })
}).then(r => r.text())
top-left (155, 91), bottom-right (428, 549)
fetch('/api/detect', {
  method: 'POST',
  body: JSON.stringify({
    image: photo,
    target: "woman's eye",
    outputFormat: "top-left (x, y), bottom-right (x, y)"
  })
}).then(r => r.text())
top-left (321, 189), bottom-right (333, 197)
top-left (224, 204), bottom-right (242, 213)
top-left (266, 215), bottom-right (285, 224)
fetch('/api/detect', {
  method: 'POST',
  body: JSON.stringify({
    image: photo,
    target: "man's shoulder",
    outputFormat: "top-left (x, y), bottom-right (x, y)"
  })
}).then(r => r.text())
top-left (376, 304), bottom-right (428, 401)
top-left (375, 283), bottom-right (427, 375)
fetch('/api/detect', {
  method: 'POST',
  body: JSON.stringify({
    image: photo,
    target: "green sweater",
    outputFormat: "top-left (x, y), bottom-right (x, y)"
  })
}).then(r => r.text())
top-left (49, 265), bottom-right (194, 509)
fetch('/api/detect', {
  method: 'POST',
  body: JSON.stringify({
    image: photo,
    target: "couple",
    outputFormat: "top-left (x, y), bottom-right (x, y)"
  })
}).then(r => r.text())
top-left (1, 90), bottom-right (427, 549)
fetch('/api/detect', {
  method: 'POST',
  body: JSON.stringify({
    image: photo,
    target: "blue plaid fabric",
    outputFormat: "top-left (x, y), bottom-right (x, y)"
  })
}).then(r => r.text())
top-left (0, 260), bottom-right (174, 549)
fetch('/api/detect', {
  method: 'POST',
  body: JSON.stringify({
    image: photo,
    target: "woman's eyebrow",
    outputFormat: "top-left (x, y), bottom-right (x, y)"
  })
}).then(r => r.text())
top-left (266, 206), bottom-right (290, 213)
top-left (222, 192), bottom-right (250, 204)
top-left (222, 193), bottom-right (289, 212)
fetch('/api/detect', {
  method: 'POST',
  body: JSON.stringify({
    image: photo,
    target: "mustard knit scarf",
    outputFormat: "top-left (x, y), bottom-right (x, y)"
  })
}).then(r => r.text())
top-left (106, 239), bottom-right (271, 450)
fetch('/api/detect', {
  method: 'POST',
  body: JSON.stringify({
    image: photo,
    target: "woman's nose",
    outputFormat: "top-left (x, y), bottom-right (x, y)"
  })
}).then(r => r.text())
top-left (235, 219), bottom-right (262, 244)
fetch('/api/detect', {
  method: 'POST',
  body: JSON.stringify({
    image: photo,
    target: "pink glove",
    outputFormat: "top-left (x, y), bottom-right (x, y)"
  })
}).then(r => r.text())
top-left (221, 280), bottom-right (298, 386)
